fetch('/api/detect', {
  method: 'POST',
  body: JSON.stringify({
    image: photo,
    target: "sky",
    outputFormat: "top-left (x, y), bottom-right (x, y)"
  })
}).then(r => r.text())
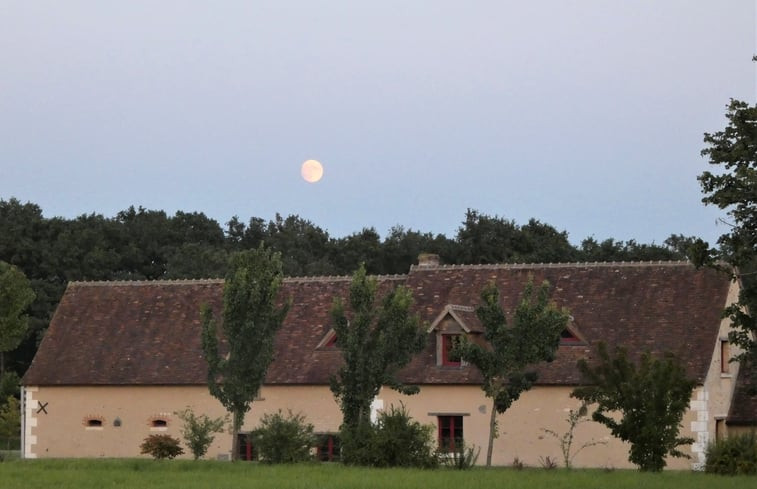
top-left (1, 1), bottom-right (755, 246)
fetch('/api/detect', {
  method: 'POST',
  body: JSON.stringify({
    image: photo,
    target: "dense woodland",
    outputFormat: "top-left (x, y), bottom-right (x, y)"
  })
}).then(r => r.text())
top-left (0, 197), bottom-right (697, 377)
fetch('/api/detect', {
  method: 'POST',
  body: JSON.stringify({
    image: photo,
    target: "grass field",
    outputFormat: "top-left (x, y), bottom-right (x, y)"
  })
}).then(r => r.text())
top-left (0, 460), bottom-right (754, 489)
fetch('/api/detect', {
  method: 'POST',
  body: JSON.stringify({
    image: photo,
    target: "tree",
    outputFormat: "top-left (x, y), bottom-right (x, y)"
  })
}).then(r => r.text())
top-left (0, 395), bottom-right (20, 450)
top-left (201, 245), bottom-right (290, 460)
top-left (699, 99), bottom-right (757, 393)
top-left (329, 264), bottom-right (426, 464)
top-left (572, 343), bottom-right (696, 472)
top-left (455, 279), bottom-right (570, 466)
top-left (175, 408), bottom-right (228, 460)
top-left (331, 228), bottom-right (383, 274)
top-left (0, 262), bottom-right (35, 376)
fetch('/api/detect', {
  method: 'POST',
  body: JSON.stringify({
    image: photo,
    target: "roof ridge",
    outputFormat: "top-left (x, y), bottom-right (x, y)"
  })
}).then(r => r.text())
top-left (284, 273), bottom-right (407, 283)
top-left (410, 260), bottom-right (692, 271)
top-left (68, 279), bottom-right (225, 286)
top-left (69, 273), bottom-right (410, 287)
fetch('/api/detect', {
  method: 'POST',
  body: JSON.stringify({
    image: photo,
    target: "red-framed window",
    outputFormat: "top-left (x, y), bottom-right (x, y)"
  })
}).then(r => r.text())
top-left (237, 433), bottom-right (258, 461)
top-left (442, 334), bottom-right (462, 366)
top-left (438, 415), bottom-right (463, 452)
top-left (316, 434), bottom-right (341, 462)
top-left (721, 340), bottom-right (730, 374)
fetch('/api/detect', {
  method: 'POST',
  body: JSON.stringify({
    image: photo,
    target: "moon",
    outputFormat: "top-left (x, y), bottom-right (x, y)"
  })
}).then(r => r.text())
top-left (301, 159), bottom-right (324, 183)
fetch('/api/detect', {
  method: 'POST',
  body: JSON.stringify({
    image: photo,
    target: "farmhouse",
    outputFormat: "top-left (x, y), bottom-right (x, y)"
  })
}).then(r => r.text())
top-left (21, 257), bottom-right (755, 468)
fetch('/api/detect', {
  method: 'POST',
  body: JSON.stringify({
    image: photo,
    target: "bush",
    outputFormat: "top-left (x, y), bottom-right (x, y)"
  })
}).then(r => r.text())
top-left (139, 434), bottom-right (184, 460)
top-left (705, 431), bottom-right (757, 475)
top-left (370, 403), bottom-right (438, 468)
top-left (252, 410), bottom-right (315, 463)
top-left (339, 421), bottom-right (377, 466)
top-left (175, 408), bottom-right (227, 460)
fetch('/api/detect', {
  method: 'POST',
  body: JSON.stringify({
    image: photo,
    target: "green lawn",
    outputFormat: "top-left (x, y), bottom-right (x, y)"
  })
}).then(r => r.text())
top-left (0, 459), bottom-right (753, 489)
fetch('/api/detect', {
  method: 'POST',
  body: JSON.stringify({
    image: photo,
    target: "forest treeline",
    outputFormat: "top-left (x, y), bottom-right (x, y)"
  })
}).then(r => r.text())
top-left (0, 197), bottom-right (697, 376)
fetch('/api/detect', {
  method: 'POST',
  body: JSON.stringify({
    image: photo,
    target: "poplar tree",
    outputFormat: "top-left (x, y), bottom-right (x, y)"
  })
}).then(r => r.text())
top-left (456, 279), bottom-right (570, 466)
top-left (330, 264), bottom-right (425, 464)
top-left (201, 245), bottom-right (289, 460)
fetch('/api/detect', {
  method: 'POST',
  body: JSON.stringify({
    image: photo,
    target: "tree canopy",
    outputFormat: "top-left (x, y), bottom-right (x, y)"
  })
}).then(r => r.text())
top-left (698, 98), bottom-right (757, 392)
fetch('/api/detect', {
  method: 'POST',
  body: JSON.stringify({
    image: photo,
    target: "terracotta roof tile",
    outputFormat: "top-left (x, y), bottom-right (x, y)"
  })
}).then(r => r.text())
top-left (23, 262), bottom-right (732, 393)
top-left (727, 373), bottom-right (757, 425)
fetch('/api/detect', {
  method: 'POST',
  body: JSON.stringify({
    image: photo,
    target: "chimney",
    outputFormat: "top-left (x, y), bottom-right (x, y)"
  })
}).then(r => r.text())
top-left (417, 253), bottom-right (440, 268)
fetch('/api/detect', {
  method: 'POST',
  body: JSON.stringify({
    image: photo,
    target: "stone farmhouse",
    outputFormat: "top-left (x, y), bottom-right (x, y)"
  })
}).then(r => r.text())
top-left (21, 256), bottom-right (756, 468)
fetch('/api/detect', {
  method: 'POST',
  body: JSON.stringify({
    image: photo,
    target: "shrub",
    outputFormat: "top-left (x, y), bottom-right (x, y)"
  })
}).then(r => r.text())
top-left (440, 439), bottom-right (480, 470)
top-left (370, 403), bottom-right (438, 468)
top-left (541, 402), bottom-right (606, 468)
top-left (539, 455), bottom-right (558, 470)
top-left (175, 408), bottom-right (228, 460)
top-left (339, 421), bottom-right (376, 466)
top-left (705, 431), bottom-right (757, 475)
top-left (139, 434), bottom-right (184, 460)
top-left (252, 410), bottom-right (315, 463)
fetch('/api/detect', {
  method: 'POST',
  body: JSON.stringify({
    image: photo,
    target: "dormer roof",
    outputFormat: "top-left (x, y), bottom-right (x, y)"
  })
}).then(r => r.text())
top-left (427, 305), bottom-right (484, 334)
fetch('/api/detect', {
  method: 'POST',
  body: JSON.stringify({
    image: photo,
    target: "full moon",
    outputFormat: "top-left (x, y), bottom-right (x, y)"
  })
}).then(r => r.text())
top-left (301, 159), bottom-right (324, 183)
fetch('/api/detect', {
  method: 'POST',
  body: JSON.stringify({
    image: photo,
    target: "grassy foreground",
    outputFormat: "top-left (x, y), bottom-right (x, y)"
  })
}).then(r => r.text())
top-left (0, 459), bottom-right (754, 489)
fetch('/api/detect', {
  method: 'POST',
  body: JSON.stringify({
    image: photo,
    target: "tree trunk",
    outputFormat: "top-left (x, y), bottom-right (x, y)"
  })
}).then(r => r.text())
top-left (486, 399), bottom-right (496, 467)
top-left (0, 351), bottom-right (4, 378)
top-left (231, 410), bottom-right (241, 461)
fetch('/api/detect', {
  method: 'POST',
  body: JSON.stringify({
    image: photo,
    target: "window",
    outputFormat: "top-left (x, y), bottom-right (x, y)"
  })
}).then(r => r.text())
top-left (715, 418), bottom-right (726, 441)
top-left (151, 419), bottom-right (168, 428)
top-left (237, 433), bottom-right (258, 461)
top-left (316, 434), bottom-right (341, 462)
top-left (721, 340), bottom-right (730, 374)
top-left (86, 418), bottom-right (103, 428)
top-left (438, 416), bottom-right (463, 452)
top-left (442, 334), bottom-right (462, 366)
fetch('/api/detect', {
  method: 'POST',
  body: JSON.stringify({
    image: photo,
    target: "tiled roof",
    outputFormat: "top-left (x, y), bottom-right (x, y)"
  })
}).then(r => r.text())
top-left (727, 373), bottom-right (757, 425)
top-left (23, 262), bottom-right (732, 392)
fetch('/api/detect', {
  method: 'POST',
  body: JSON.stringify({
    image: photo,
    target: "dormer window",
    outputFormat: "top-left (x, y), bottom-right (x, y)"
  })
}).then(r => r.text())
top-left (428, 304), bottom-right (479, 367)
top-left (560, 329), bottom-right (581, 343)
top-left (559, 317), bottom-right (585, 345)
top-left (442, 335), bottom-right (462, 366)
top-left (317, 329), bottom-right (339, 350)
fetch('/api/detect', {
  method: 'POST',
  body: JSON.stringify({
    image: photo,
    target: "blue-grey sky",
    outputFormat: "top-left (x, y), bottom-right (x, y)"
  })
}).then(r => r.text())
top-left (1, 1), bottom-right (755, 246)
